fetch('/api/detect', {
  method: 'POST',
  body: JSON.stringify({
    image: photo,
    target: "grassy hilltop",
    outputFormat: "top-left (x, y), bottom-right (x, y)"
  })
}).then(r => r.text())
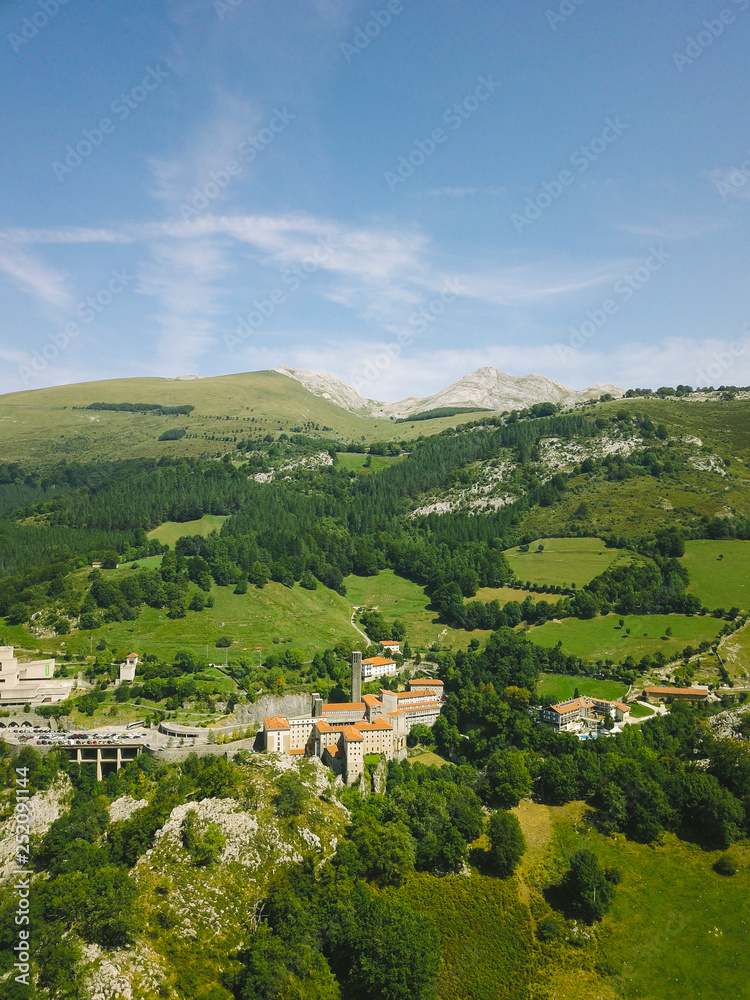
top-left (0, 370), bottom-right (497, 464)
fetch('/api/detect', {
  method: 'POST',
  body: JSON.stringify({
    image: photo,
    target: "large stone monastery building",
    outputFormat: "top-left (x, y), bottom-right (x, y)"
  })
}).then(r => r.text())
top-left (263, 652), bottom-right (443, 783)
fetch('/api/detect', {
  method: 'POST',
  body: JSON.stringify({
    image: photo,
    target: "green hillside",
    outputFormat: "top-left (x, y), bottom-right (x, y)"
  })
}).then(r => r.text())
top-left (528, 612), bottom-right (723, 664)
top-left (683, 539), bottom-right (750, 610)
top-left (504, 537), bottom-right (629, 588)
top-left (0, 369), bottom-right (502, 464)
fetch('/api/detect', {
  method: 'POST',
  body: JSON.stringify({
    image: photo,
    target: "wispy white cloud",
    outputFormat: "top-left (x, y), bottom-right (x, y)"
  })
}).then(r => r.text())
top-left (616, 217), bottom-right (726, 240)
top-left (146, 90), bottom-right (262, 208)
top-left (413, 186), bottom-right (506, 198)
top-left (0, 249), bottom-right (73, 310)
top-left (455, 259), bottom-right (625, 307)
top-left (1, 212), bottom-right (654, 367)
top-left (136, 239), bottom-right (232, 366)
top-left (0, 227), bottom-right (131, 245)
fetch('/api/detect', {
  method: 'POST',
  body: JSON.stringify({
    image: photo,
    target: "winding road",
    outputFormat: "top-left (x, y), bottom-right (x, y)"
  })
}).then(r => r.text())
top-left (350, 607), bottom-right (370, 646)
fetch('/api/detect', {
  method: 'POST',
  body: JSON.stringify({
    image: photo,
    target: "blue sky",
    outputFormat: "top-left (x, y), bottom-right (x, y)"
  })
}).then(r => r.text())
top-left (1, 0), bottom-right (749, 400)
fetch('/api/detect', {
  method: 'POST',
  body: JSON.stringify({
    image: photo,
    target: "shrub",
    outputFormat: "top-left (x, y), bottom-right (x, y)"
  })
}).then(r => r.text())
top-left (604, 865), bottom-right (622, 885)
top-left (274, 772), bottom-right (308, 817)
top-left (714, 853), bottom-right (738, 876)
top-left (181, 810), bottom-right (226, 866)
top-left (536, 914), bottom-right (566, 942)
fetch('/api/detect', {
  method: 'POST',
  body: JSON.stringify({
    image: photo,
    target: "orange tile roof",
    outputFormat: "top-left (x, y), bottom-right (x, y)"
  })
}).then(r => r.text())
top-left (126, 653), bottom-right (138, 659)
top-left (341, 726), bottom-right (364, 741)
top-left (409, 678), bottom-right (443, 685)
top-left (363, 694), bottom-right (382, 707)
top-left (354, 718), bottom-right (393, 731)
top-left (289, 749), bottom-right (306, 755)
top-left (314, 720), bottom-right (333, 733)
top-left (322, 702), bottom-right (366, 713)
top-left (324, 744), bottom-right (343, 758)
top-left (387, 710), bottom-right (404, 717)
top-left (644, 686), bottom-right (708, 696)
top-left (612, 701), bottom-right (630, 712)
top-left (264, 716), bottom-right (290, 730)
top-left (548, 698), bottom-right (586, 715)
top-left (397, 690), bottom-right (435, 700)
top-left (381, 641), bottom-right (400, 646)
top-left (363, 656), bottom-right (396, 666)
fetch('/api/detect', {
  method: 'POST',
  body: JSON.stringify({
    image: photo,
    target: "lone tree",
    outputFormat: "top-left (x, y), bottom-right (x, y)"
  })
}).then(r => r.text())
top-left (560, 850), bottom-right (616, 924)
top-left (487, 810), bottom-right (526, 877)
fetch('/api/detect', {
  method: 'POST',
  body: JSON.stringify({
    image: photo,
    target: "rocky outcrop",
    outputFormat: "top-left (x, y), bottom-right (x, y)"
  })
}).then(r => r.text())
top-left (275, 364), bottom-right (623, 418)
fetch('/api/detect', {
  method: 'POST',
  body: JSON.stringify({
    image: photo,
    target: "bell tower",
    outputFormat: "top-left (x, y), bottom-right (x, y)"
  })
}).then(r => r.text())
top-left (351, 650), bottom-right (362, 703)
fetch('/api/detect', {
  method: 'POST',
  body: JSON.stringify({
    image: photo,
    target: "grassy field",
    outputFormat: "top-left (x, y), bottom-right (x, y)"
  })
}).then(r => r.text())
top-left (147, 514), bottom-right (228, 547)
top-left (407, 748), bottom-right (453, 767)
top-left (528, 613), bottom-right (723, 664)
top-left (512, 799), bottom-right (750, 1000)
top-left (344, 569), bottom-right (488, 649)
top-left (393, 873), bottom-right (536, 1000)
top-left (473, 585), bottom-right (559, 605)
top-left (0, 370), bottom-right (499, 465)
top-left (335, 452), bottom-right (405, 474)
top-left (504, 538), bottom-right (630, 588)
top-left (4, 567), bottom-right (489, 666)
top-left (535, 673), bottom-right (629, 703)
top-left (521, 464), bottom-right (750, 542)
top-left (683, 540), bottom-right (750, 610)
top-left (21, 579), bottom-right (359, 662)
top-left (716, 620), bottom-right (750, 684)
top-left (627, 700), bottom-right (655, 718)
top-left (552, 808), bottom-right (750, 1000)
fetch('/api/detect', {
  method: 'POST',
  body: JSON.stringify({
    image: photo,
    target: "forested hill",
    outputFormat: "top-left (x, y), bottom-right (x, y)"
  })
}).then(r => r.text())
top-left (4, 395), bottom-right (750, 634)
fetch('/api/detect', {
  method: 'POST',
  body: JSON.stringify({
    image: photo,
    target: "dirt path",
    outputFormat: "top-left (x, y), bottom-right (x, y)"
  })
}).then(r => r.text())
top-left (350, 607), bottom-right (370, 645)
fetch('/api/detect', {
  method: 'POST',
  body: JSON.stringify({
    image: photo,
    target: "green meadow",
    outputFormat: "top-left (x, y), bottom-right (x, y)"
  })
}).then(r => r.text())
top-left (334, 452), bottom-right (405, 474)
top-left (528, 612), bottom-right (723, 663)
top-left (473, 585), bottom-right (559, 605)
top-left (504, 537), bottom-right (629, 588)
top-left (683, 539), bottom-right (750, 610)
top-left (344, 569), bottom-right (487, 648)
top-left (393, 873), bottom-right (536, 1000)
top-left (535, 673), bottom-right (629, 703)
top-left (512, 799), bottom-right (750, 1000)
top-left (147, 514), bottom-right (229, 547)
top-left (24, 580), bottom-right (357, 662)
top-left (552, 808), bottom-right (750, 1000)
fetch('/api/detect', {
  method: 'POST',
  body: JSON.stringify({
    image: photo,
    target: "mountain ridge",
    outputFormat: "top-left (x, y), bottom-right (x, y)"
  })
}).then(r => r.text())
top-left (273, 364), bottom-right (623, 418)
